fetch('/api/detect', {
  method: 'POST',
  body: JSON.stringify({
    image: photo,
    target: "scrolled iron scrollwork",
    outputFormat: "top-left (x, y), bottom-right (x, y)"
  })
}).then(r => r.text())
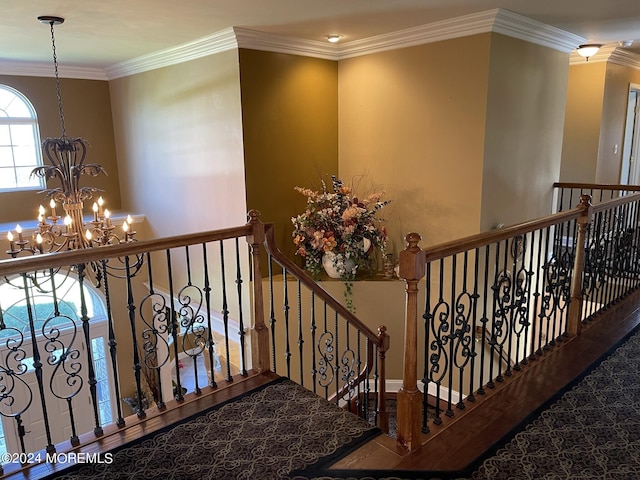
top-left (317, 331), bottom-right (335, 388)
top-left (340, 347), bottom-right (356, 399)
top-left (426, 300), bottom-right (451, 385)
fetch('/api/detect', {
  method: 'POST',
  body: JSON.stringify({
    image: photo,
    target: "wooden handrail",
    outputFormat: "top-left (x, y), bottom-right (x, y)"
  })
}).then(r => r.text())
top-left (0, 225), bottom-right (253, 277)
top-left (554, 182), bottom-right (640, 192)
top-left (261, 223), bottom-right (384, 346)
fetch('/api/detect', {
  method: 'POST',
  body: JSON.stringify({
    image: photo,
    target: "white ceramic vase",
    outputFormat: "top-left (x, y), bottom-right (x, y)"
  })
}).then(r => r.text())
top-left (322, 251), bottom-right (355, 279)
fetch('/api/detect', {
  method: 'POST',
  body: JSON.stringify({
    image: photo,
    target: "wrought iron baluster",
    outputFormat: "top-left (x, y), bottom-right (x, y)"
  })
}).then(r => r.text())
top-left (421, 262), bottom-right (432, 432)
top-left (334, 311), bottom-right (339, 405)
top-left (282, 268), bottom-right (291, 378)
top-left (477, 244), bottom-right (490, 396)
top-left (268, 256), bottom-right (277, 372)
top-left (446, 255), bottom-right (456, 416)
top-left (101, 259), bottom-right (125, 426)
top-left (219, 241), bottom-right (232, 383)
top-left (297, 280), bottom-right (304, 386)
top-left (318, 303), bottom-right (333, 399)
top-left (126, 256), bottom-right (147, 416)
top-left (76, 264), bottom-right (102, 436)
top-left (234, 238), bottom-right (247, 376)
top-left (202, 243), bottom-right (217, 389)
top-left (467, 248), bottom-right (480, 402)
top-left (340, 319), bottom-right (356, 402)
top-left (139, 256), bottom-right (170, 410)
top-left (178, 245), bottom-right (207, 395)
top-left (22, 273), bottom-right (55, 453)
top-left (310, 292), bottom-right (317, 393)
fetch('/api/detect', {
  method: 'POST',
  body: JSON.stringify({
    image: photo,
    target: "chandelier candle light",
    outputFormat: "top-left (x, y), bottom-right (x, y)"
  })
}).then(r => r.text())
top-left (5, 16), bottom-right (135, 258)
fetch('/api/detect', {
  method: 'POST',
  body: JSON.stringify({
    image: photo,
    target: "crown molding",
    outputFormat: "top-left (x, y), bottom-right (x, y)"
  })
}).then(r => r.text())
top-left (339, 9), bottom-right (584, 59)
top-left (608, 48), bottom-right (640, 70)
top-left (0, 62), bottom-right (107, 81)
top-left (0, 8), bottom-right (591, 80)
top-left (105, 27), bottom-right (238, 80)
top-left (234, 27), bottom-right (340, 60)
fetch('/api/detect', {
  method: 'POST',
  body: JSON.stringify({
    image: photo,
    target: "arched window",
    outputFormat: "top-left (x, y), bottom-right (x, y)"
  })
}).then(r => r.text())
top-left (0, 85), bottom-right (44, 191)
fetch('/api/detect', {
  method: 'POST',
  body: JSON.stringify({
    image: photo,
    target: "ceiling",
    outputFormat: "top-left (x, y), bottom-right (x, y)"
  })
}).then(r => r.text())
top-left (3, 0), bottom-right (640, 73)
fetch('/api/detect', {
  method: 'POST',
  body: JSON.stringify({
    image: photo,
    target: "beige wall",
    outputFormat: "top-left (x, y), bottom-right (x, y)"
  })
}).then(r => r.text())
top-left (338, 35), bottom-right (491, 255)
top-left (109, 50), bottom-right (247, 239)
top-left (239, 49), bottom-right (339, 260)
top-left (598, 63), bottom-right (640, 184)
top-left (0, 75), bottom-right (120, 225)
top-left (560, 63), bottom-right (607, 183)
top-left (481, 35), bottom-right (569, 230)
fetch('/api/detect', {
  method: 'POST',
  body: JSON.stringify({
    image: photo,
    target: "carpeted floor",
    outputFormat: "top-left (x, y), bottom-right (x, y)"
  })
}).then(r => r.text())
top-left (302, 323), bottom-right (640, 480)
top-left (46, 324), bottom-right (640, 480)
top-left (47, 378), bottom-right (380, 480)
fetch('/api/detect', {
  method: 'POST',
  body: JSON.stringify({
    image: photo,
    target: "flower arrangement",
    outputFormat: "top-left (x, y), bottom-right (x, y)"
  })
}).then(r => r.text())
top-left (291, 176), bottom-right (390, 284)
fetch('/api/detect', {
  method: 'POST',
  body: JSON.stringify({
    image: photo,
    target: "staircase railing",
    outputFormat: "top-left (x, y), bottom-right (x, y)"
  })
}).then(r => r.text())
top-left (397, 191), bottom-right (640, 451)
top-left (0, 211), bottom-right (388, 477)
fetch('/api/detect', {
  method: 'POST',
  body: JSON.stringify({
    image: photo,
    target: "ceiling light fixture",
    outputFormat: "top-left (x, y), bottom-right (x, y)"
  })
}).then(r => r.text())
top-left (576, 44), bottom-right (602, 61)
top-left (326, 34), bottom-right (341, 43)
top-left (6, 17), bottom-right (136, 263)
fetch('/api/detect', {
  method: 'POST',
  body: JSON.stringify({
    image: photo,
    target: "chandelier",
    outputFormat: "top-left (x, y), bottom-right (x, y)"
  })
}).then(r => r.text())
top-left (5, 16), bottom-right (135, 259)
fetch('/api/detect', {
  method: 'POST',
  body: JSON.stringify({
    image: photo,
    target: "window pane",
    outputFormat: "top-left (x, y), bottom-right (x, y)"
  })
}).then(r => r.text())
top-left (10, 124), bottom-right (37, 147)
top-left (14, 146), bottom-right (37, 167)
top-left (0, 125), bottom-right (10, 145)
top-left (0, 167), bottom-right (16, 188)
top-left (0, 146), bottom-right (13, 168)
top-left (0, 85), bottom-right (42, 190)
top-left (15, 166), bottom-right (40, 187)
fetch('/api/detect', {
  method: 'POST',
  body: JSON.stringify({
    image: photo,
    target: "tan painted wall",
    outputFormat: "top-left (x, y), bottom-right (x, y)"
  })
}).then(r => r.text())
top-left (239, 49), bottom-right (339, 260)
top-left (560, 63), bottom-right (607, 183)
top-left (0, 75), bottom-right (120, 225)
top-left (598, 63), bottom-right (640, 184)
top-left (338, 35), bottom-right (491, 255)
top-left (481, 35), bottom-right (569, 230)
top-left (109, 50), bottom-right (247, 239)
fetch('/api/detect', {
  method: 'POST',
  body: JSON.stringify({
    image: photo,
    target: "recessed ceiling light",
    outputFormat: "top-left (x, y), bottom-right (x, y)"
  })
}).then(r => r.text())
top-left (619, 40), bottom-right (634, 48)
top-left (326, 35), bottom-right (341, 43)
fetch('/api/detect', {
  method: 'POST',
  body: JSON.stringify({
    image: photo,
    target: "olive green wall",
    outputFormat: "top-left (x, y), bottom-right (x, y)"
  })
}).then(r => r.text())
top-left (238, 49), bottom-right (339, 260)
top-left (0, 75), bottom-right (120, 224)
top-left (560, 63), bottom-right (607, 183)
top-left (338, 35), bottom-right (491, 254)
top-left (481, 34), bottom-right (569, 231)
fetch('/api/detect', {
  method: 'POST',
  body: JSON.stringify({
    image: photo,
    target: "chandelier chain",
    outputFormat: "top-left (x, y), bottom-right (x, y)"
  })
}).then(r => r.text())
top-left (48, 20), bottom-right (66, 139)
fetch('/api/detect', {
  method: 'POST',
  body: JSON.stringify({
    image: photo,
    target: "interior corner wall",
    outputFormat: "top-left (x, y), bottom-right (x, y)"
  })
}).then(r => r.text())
top-left (597, 63), bottom-right (640, 184)
top-left (238, 49), bottom-right (339, 260)
top-left (0, 75), bottom-right (120, 224)
top-left (338, 34), bottom-right (491, 253)
top-left (560, 62), bottom-right (607, 183)
top-left (481, 34), bottom-right (569, 231)
top-left (109, 49), bottom-right (247, 239)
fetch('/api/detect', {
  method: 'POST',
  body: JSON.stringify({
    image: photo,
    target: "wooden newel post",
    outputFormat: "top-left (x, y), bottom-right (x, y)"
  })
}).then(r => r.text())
top-left (376, 325), bottom-right (390, 434)
top-left (246, 210), bottom-right (270, 373)
top-left (397, 232), bottom-right (426, 452)
top-left (568, 195), bottom-right (593, 336)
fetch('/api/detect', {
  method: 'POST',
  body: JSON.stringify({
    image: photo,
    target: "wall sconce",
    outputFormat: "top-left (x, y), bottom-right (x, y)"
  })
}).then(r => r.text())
top-left (576, 44), bottom-right (602, 61)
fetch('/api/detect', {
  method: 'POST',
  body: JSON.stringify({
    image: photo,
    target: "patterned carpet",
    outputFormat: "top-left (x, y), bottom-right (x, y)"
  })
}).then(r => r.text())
top-left (303, 324), bottom-right (640, 480)
top-left (46, 324), bottom-right (640, 480)
top-left (47, 378), bottom-right (380, 480)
